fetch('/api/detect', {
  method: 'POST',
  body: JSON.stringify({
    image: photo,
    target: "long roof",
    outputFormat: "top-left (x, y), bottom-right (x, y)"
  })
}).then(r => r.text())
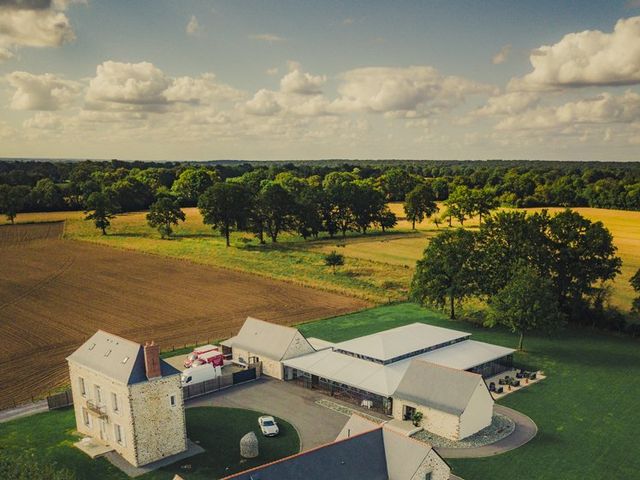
top-left (66, 330), bottom-right (179, 385)
top-left (334, 323), bottom-right (470, 363)
top-left (284, 338), bottom-right (512, 397)
top-left (224, 317), bottom-right (312, 361)
top-left (394, 360), bottom-right (484, 415)
top-left (223, 428), bottom-right (389, 480)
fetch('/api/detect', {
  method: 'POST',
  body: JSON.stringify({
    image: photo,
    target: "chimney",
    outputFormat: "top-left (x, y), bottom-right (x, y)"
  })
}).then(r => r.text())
top-left (144, 341), bottom-right (161, 380)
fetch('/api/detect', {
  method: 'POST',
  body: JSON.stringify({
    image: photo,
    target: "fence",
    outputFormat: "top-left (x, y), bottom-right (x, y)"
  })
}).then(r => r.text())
top-left (46, 390), bottom-right (73, 410)
top-left (182, 362), bottom-right (260, 400)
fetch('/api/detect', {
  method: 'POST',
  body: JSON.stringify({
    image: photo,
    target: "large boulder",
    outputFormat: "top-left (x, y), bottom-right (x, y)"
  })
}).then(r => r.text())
top-left (240, 431), bottom-right (259, 458)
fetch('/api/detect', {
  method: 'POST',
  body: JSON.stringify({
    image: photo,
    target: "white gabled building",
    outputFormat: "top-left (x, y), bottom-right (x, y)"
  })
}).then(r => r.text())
top-left (221, 317), bottom-right (315, 380)
top-left (392, 360), bottom-right (494, 441)
top-left (66, 330), bottom-right (187, 467)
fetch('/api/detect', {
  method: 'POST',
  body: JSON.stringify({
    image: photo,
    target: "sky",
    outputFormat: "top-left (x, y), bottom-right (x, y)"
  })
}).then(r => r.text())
top-left (0, 0), bottom-right (640, 161)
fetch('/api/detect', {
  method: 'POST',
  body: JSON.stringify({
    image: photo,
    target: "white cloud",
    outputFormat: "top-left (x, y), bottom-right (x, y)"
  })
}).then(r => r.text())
top-left (492, 44), bottom-right (511, 64)
top-left (473, 92), bottom-right (539, 116)
top-left (0, 0), bottom-right (77, 62)
top-left (280, 64), bottom-right (326, 95)
top-left (7, 71), bottom-right (82, 110)
top-left (510, 16), bottom-right (640, 89)
top-left (248, 33), bottom-right (286, 43)
top-left (495, 91), bottom-right (640, 130)
top-left (186, 15), bottom-right (200, 36)
top-left (164, 73), bottom-right (244, 104)
top-left (331, 66), bottom-right (492, 117)
top-left (245, 89), bottom-right (281, 116)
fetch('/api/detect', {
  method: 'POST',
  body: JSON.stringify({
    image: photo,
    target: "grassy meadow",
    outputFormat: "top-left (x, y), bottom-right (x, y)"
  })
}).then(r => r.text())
top-left (2, 203), bottom-right (639, 311)
top-left (299, 303), bottom-right (640, 480)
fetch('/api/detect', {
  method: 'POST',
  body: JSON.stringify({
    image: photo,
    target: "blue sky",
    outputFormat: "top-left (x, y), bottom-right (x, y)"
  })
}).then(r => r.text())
top-left (1, 0), bottom-right (639, 160)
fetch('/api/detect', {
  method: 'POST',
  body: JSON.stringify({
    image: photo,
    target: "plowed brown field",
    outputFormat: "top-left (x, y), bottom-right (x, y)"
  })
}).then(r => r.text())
top-left (0, 222), bottom-right (368, 409)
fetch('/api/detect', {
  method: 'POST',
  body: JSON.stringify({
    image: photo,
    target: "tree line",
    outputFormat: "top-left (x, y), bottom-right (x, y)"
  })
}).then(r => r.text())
top-left (2, 160), bottom-right (640, 222)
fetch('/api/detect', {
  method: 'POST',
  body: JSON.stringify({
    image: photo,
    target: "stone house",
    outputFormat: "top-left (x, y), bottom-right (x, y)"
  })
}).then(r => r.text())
top-left (392, 360), bottom-right (494, 441)
top-left (221, 317), bottom-right (315, 380)
top-left (66, 330), bottom-right (187, 467)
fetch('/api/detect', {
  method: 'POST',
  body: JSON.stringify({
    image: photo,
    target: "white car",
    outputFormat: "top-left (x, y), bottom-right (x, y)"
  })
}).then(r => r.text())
top-left (258, 415), bottom-right (280, 437)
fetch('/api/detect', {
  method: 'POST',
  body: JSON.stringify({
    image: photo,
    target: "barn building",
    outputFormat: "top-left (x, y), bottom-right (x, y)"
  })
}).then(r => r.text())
top-left (221, 317), bottom-right (315, 380)
top-left (392, 360), bottom-right (494, 441)
top-left (66, 331), bottom-right (187, 467)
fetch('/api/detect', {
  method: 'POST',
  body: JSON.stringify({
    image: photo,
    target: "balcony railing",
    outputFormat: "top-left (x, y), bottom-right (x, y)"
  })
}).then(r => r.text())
top-left (86, 400), bottom-right (108, 419)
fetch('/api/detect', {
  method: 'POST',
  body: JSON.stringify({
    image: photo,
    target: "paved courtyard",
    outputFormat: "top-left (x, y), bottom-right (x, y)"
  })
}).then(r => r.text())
top-left (187, 378), bottom-right (350, 450)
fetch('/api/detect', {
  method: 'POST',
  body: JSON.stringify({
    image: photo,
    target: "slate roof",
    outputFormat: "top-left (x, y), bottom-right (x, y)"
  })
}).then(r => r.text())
top-left (393, 360), bottom-right (485, 415)
top-left (223, 317), bottom-right (313, 361)
top-left (66, 330), bottom-right (180, 385)
top-left (222, 428), bottom-right (389, 480)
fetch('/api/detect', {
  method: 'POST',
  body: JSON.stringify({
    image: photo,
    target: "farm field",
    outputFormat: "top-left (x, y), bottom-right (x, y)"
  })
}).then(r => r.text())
top-left (298, 303), bottom-right (640, 480)
top-left (0, 222), bottom-right (367, 409)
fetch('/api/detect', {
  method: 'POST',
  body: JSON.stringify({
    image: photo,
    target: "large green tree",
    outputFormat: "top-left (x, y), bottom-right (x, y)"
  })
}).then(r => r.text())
top-left (404, 183), bottom-right (438, 229)
top-left (0, 184), bottom-right (29, 224)
top-left (198, 182), bottom-right (250, 246)
top-left (411, 228), bottom-right (478, 319)
top-left (257, 181), bottom-right (295, 242)
top-left (486, 263), bottom-right (562, 351)
top-left (631, 268), bottom-right (640, 314)
top-left (146, 195), bottom-right (185, 238)
top-left (172, 168), bottom-right (219, 206)
top-left (84, 191), bottom-right (117, 235)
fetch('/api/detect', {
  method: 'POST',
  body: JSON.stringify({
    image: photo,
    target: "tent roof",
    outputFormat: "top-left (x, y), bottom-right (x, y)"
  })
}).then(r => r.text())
top-left (334, 323), bottom-right (470, 363)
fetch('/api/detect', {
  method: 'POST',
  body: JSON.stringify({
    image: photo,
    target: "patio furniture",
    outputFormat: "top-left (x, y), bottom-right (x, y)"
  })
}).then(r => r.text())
top-left (495, 386), bottom-right (503, 394)
top-left (510, 379), bottom-right (520, 387)
top-left (489, 382), bottom-right (496, 392)
top-left (529, 372), bottom-right (537, 380)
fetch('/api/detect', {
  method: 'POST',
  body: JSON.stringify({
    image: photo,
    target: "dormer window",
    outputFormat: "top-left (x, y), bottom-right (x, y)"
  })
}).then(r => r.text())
top-left (104, 349), bottom-right (111, 357)
top-left (88, 343), bottom-right (96, 351)
top-left (121, 356), bottom-right (129, 364)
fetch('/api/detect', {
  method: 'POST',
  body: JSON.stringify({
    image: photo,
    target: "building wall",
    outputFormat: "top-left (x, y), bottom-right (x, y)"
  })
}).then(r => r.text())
top-left (129, 375), bottom-right (187, 466)
top-left (68, 362), bottom-right (138, 466)
top-left (392, 398), bottom-right (461, 441)
top-left (458, 381), bottom-right (493, 440)
top-left (281, 332), bottom-right (315, 360)
top-left (232, 347), bottom-right (283, 380)
top-left (409, 450), bottom-right (451, 480)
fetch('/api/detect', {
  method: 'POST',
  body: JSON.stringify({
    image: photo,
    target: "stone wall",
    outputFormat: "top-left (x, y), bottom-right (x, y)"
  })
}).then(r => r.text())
top-left (129, 375), bottom-right (187, 466)
top-left (409, 449), bottom-right (451, 480)
top-left (68, 362), bottom-right (138, 466)
top-left (233, 347), bottom-right (283, 379)
top-left (392, 397), bottom-right (461, 440)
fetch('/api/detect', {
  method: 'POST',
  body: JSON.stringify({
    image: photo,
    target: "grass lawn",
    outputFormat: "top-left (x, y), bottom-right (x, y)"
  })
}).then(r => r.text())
top-left (5, 203), bottom-right (638, 310)
top-left (0, 407), bottom-right (299, 480)
top-left (298, 303), bottom-right (640, 480)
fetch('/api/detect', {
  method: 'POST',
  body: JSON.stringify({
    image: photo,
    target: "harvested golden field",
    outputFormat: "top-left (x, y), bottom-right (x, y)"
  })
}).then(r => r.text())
top-left (0, 222), bottom-right (368, 409)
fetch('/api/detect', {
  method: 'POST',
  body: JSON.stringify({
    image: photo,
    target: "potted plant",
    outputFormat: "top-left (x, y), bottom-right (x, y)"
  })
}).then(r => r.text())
top-left (412, 411), bottom-right (423, 427)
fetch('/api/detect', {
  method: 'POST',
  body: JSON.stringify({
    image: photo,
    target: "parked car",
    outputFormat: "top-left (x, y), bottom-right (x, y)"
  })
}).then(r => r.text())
top-left (258, 415), bottom-right (279, 437)
top-left (181, 363), bottom-right (221, 386)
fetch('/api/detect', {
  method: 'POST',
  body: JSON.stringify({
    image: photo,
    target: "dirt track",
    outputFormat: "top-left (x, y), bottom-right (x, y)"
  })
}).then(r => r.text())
top-left (0, 222), bottom-right (368, 409)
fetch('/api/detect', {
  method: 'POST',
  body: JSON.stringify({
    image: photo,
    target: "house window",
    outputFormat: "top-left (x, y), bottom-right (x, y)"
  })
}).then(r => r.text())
top-left (111, 392), bottom-right (119, 413)
top-left (170, 395), bottom-right (177, 407)
top-left (82, 407), bottom-right (90, 427)
top-left (114, 424), bottom-right (124, 446)
top-left (78, 377), bottom-right (86, 397)
top-left (424, 473), bottom-right (432, 480)
top-left (95, 385), bottom-right (102, 404)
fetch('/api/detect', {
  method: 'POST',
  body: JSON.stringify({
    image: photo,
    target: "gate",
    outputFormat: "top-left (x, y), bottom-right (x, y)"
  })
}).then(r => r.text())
top-left (232, 368), bottom-right (256, 384)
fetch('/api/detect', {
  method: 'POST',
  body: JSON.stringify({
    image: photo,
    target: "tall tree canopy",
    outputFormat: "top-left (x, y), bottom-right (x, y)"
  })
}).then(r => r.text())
top-left (486, 263), bottom-right (562, 351)
top-left (411, 228), bottom-right (477, 319)
top-left (84, 191), bottom-right (117, 235)
top-left (172, 168), bottom-right (219, 206)
top-left (404, 183), bottom-right (438, 229)
top-left (198, 182), bottom-right (251, 247)
top-left (146, 195), bottom-right (185, 239)
top-left (629, 268), bottom-right (640, 314)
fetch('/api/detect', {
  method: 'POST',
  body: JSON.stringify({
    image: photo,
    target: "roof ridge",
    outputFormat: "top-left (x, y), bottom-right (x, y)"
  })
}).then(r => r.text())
top-left (95, 329), bottom-right (142, 348)
top-left (221, 427), bottom-right (383, 479)
top-left (413, 358), bottom-right (482, 379)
